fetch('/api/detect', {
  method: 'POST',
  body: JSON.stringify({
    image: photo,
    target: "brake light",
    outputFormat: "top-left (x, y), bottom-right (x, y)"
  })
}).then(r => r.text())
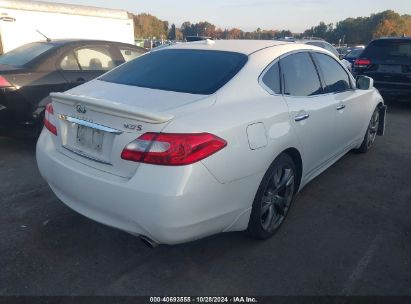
top-left (44, 103), bottom-right (57, 136)
top-left (121, 132), bottom-right (227, 166)
top-left (0, 76), bottom-right (12, 88)
top-left (354, 58), bottom-right (372, 68)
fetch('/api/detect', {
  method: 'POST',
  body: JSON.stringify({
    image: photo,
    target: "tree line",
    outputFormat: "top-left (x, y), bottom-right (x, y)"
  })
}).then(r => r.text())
top-left (133, 10), bottom-right (411, 45)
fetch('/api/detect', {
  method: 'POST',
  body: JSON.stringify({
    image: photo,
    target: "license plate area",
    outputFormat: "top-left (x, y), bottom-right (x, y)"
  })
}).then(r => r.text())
top-left (59, 117), bottom-right (119, 166)
top-left (378, 65), bottom-right (402, 73)
top-left (77, 125), bottom-right (104, 152)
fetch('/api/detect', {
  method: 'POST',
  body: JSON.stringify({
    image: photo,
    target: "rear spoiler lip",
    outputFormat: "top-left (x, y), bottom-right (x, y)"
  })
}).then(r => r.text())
top-left (50, 92), bottom-right (174, 124)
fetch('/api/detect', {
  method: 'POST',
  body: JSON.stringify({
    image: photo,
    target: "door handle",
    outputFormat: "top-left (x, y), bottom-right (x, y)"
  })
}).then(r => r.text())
top-left (336, 105), bottom-right (346, 111)
top-left (294, 114), bottom-right (310, 122)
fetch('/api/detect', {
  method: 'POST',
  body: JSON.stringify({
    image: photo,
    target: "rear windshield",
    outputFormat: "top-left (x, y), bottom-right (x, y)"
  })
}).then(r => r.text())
top-left (100, 49), bottom-right (248, 95)
top-left (0, 42), bottom-right (54, 66)
top-left (346, 49), bottom-right (363, 58)
top-left (362, 40), bottom-right (411, 61)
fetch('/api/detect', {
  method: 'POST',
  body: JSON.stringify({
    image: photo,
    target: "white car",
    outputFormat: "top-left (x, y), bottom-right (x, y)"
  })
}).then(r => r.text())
top-left (36, 40), bottom-right (386, 246)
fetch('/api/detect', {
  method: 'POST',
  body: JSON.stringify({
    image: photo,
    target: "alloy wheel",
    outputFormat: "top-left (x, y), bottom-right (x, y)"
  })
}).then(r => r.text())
top-left (260, 166), bottom-right (295, 233)
top-left (367, 109), bottom-right (379, 148)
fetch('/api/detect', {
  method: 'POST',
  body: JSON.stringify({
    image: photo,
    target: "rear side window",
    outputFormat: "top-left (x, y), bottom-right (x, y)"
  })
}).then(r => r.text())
top-left (362, 40), bottom-right (411, 60)
top-left (261, 61), bottom-right (281, 94)
top-left (281, 52), bottom-right (322, 97)
top-left (313, 53), bottom-right (351, 93)
top-left (100, 49), bottom-right (248, 95)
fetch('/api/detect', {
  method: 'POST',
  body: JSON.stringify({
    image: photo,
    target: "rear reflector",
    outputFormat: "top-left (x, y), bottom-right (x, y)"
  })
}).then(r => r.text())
top-left (0, 76), bottom-right (12, 88)
top-left (121, 132), bottom-right (227, 166)
top-left (44, 103), bottom-right (57, 136)
top-left (354, 58), bottom-right (372, 67)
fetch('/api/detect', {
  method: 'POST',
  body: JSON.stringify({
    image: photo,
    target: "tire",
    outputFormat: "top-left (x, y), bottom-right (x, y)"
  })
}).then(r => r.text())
top-left (355, 107), bottom-right (380, 154)
top-left (247, 153), bottom-right (297, 240)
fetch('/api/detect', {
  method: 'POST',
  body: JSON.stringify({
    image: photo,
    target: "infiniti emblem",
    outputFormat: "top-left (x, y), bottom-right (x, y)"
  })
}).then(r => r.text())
top-left (76, 104), bottom-right (87, 114)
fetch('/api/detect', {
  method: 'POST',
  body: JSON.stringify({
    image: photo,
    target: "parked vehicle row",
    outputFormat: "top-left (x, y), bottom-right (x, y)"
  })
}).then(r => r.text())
top-left (343, 48), bottom-right (365, 65)
top-left (353, 37), bottom-right (411, 99)
top-left (36, 40), bottom-right (386, 245)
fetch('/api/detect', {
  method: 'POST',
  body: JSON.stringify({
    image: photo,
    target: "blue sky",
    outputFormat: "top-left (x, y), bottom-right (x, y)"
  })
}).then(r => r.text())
top-left (43, 0), bottom-right (411, 32)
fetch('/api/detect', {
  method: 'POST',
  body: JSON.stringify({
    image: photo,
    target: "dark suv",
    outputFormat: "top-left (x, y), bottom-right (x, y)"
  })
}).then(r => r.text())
top-left (353, 37), bottom-right (411, 99)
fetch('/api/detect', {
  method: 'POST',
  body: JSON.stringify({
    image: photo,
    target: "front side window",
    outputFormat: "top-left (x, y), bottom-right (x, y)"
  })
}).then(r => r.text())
top-left (313, 53), bottom-right (351, 94)
top-left (281, 52), bottom-right (322, 97)
top-left (100, 49), bottom-right (248, 95)
top-left (261, 61), bottom-right (281, 94)
top-left (75, 47), bottom-right (114, 71)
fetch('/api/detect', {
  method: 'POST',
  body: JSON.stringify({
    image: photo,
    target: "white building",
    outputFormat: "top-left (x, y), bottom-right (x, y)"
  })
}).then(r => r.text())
top-left (0, 0), bottom-right (135, 54)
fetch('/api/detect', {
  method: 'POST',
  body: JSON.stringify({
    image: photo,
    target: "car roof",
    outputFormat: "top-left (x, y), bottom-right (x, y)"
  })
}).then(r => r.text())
top-left (296, 39), bottom-right (328, 44)
top-left (29, 39), bottom-right (138, 47)
top-left (161, 40), bottom-right (293, 55)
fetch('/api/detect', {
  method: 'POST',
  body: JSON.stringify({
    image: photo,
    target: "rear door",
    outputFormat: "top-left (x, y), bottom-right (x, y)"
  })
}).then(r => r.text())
top-left (59, 45), bottom-right (118, 90)
top-left (312, 52), bottom-right (367, 150)
top-left (280, 52), bottom-right (339, 176)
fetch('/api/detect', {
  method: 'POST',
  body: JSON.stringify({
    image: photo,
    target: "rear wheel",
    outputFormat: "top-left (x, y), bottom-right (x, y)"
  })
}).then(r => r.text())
top-left (247, 154), bottom-right (296, 239)
top-left (356, 107), bottom-right (379, 153)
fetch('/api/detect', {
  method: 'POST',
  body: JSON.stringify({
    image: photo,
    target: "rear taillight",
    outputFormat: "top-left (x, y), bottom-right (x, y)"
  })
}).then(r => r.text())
top-left (44, 103), bottom-right (57, 136)
top-left (354, 58), bottom-right (372, 68)
top-left (121, 132), bottom-right (227, 166)
top-left (0, 75), bottom-right (12, 88)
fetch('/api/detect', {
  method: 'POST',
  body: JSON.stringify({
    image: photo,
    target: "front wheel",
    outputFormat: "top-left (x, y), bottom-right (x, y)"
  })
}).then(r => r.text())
top-left (247, 154), bottom-right (296, 239)
top-left (355, 107), bottom-right (380, 153)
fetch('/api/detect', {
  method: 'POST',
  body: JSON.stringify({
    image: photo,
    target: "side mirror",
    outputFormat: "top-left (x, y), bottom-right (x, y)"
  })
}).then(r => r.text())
top-left (339, 54), bottom-right (345, 60)
top-left (356, 76), bottom-right (374, 90)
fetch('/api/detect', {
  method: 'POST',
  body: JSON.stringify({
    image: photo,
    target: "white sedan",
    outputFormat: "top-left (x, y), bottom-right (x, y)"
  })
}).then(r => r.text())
top-left (36, 40), bottom-right (386, 246)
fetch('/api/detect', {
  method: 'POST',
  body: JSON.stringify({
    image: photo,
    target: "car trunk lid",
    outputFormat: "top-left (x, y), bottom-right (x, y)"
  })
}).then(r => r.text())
top-left (49, 83), bottom-right (211, 179)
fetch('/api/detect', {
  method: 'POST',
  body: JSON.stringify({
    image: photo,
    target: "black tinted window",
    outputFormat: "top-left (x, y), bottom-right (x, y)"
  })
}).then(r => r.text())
top-left (314, 53), bottom-right (351, 93)
top-left (345, 49), bottom-right (363, 59)
top-left (362, 39), bottom-right (411, 61)
top-left (100, 49), bottom-right (248, 95)
top-left (262, 61), bottom-right (281, 94)
top-left (281, 52), bottom-right (322, 96)
top-left (0, 42), bottom-right (54, 66)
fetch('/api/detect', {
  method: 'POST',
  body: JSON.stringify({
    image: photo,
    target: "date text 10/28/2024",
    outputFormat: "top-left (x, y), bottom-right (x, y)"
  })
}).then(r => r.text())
top-left (150, 297), bottom-right (258, 303)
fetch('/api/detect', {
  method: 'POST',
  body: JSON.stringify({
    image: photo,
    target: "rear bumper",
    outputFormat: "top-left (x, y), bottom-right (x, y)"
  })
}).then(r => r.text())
top-left (36, 130), bottom-right (257, 244)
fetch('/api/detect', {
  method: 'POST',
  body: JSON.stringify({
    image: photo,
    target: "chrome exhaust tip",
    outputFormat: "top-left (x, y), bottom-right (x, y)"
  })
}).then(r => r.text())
top-left (140, 235), bottom-right (158, 248)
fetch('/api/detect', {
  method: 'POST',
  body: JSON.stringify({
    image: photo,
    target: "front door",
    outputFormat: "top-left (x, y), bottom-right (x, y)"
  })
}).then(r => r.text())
top-left (280, 52), bottom-right (338, 176)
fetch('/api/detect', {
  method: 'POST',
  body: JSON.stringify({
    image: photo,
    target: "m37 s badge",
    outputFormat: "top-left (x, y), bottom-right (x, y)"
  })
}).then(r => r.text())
top-left (124, 123), bottom-right (143, 131)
